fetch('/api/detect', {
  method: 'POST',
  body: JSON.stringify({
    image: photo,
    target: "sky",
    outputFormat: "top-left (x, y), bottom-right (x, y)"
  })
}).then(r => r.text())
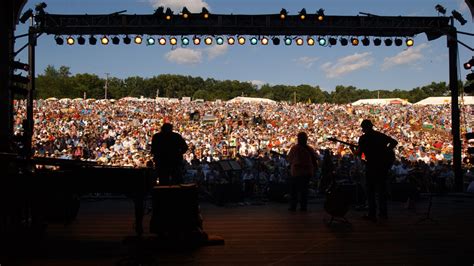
top-left (15, 0), bottom-right (474, 92)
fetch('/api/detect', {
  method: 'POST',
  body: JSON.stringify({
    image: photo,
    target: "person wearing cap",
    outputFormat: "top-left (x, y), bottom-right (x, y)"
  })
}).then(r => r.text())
top-left (352, 119), bottom-right (398, 222)
top-left (286, 132), bottom-right (318, 212)
top-left (151, 123), bottom-right (188, 185)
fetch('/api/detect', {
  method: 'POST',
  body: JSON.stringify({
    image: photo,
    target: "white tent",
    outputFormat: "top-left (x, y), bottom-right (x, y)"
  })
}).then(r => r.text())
top-left (414, 96), bottom-right (474, 105)
top-left (351, 98), bottom-right (411, 105)
top-left (227, 96), bottom-right (276, 104)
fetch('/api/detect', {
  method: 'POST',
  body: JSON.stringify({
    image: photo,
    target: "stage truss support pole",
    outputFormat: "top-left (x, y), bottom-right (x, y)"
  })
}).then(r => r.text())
top-left (447, 25), bottom-right (463, 192)
top-left (25, 26), bottom-right (36, 158)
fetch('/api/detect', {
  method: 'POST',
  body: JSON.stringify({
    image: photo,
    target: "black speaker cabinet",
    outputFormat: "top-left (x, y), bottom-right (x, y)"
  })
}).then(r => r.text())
top-left (150, 184), bottom-right (203, 234)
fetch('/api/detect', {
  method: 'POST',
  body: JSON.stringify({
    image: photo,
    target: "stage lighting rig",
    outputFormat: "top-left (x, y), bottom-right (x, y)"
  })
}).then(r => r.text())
top-left (77, 36), bottom-right (85, 45)
top-left (181, 36), bottom-right (190, 46)
top-left (373, 37), bottom-right (382, 46)
top-left (272, 37), bottom-right (280, 45)
top-left (307, 37), bottom-right (315, 46)
top-left (250, 37), bottom-right (258, 45)
top-left (435, 4), bottom-right (446, 15)
top-left (11, 61), bottom-right (30, 86)
top-left (351, 37), bottom-right (359, 46)
top-left (316, 9), bottom-right (325, 21)
top-left (165, 8), bottom-right (173, 20)
top-left (193, 36), bottom-right (201, 45)
top-left (112, 36), bottom-right (120, 45)
top-left (299, 8), bottom-right (307, 20)
top-left (464, 57), bottom-right (474, 70)
top-left (89, 36), bottom-right (97, 45)
top-left (384, 38), bottom-right (393, 46)
top-left (154, 6), bottom-right (164, 16)
top-left (261, 37), bottom-right (269, 45)
top-left (19, 9), bottom-right (33, 24)
top-left (216, 37), bottom-right (224, 45)
top-left (134, 36), bottom-right (143, 44)
top-left (170, 37), bottom-right (178, 45)
top-left (158, 37), bottom-right (166, 45)
top-left (394, 38), bottom-right (403, 46)
top-left (101, 36), bottom-right (109, 45)
top-left (406, 38), bottom-right (414, 47)
top-left (123, 36), bottom-right (131, 45)
top-left (328, 37), bottom-right (337, 46)
top-left (318, 37), bottom-right (326, 46)
top-left (201, 8), bottom-right (210, 19)
top-left (66, 36), bottom-right (75, 45)
top-left (340, 37), bottom-right (348, 46)
top-left (55, 36), bottom-right (64, 45)
top-left (181, 7), bottom-right (191, 19)
top-left (205, 37), bottom-right (213, 45)
top-left (284, 36), bottom-right (292, 45)
top-left (361, 37), bottom-right (370, 46)
top-left (227, 37), bottom-right (235, 45)
top-left (452, 10), bottom-right (467, 25)
top-left (238, 36), bottom-right (246, 45)
top-left (295, 38), bottom-right (304, 46)
top-left (280, 9), bottom-right (288, 20)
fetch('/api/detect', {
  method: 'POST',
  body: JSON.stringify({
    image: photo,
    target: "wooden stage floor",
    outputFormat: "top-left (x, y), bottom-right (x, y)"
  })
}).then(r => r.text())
top-left (8, 195), bottom-right (474, 266)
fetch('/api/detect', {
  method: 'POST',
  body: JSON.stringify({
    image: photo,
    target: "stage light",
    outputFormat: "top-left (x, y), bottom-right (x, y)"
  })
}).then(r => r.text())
top-left (134, 35), bottom-right (143, 44)
top-left (182, 36), bottom-right (190, 46)
top-left (170, 37), bottom-right (178, 45)
top-left (154, 6), bottom-right (164, 16)
top-left (19, 9), bottom-right (33, 24)
top-left (146, 36), bottom-right (155, 45)
top-left (296, 38), bottom-right (304, 46)
top-left (101, 36), bottom-right (109, 45)
top-left (384, 38), bottom-right (393, 46)
top-left (181, 7), bottom-right (190, 19)
top-left (280, 8), bottom-right (288, 20)
top-left (228, 37), bottom-right (235, 45)
top-left (373, 37), bottom-right (381, 46)
top-left (193, 36), bottom-right (201, 45)
top-left (66, 36), bottom-right (75, 45)
top-left (328, 37), bottom-right (337, 46)
top-left (123, 36), bottom-right (131, 45)
top-left (284, 37), bottom-right (292, 45)
top-left (261, 37), bottom-right (269, 45)
top-left (307, 37), bottom-right (315, 46)
top-left (112, 36), bottom-right (120, 45)
top-left (201, 7), bottom-right (210, 19)
top-left (406, 38), bottom-right (414, 47)
top-left (272, 37), bottom-right (280, 45)
top-left (216, 37), bottom-right (224, 45)
top-left (89, 36), bottom-right (97, 45)
top-left (361, 37), bottom-right (370, 46)
top-left (299, 8), bottom-right (307, 20)
top-left (351, 37), bottom-right (359, 46)
top-left (394, 38), bottom-right (403, 46)
top-left (165, 8), bottom-right (173, 20)
top-left (318, 37), bottom-right (326, 46)
top-left (250, 37), bottom-right (258, 45)
top-left (205, 37), bottom-right (213, 45)
top-left (238, 36), bottom-right (246, 45)
top-left (55, 36), bottom-right (64, 45)
top-left (452, 10), bottom-right (467, 25)
top-left (340, 37), bottom-right (348, 46)
top-left (77, 36), bottom-right (85, 45)
top-left (464, 57), bottom-right (474, 70)
top-left (158, 37), bottom-right (166, 45)
top-left (435, 4), bottom-right (446, 15)
top-left (317, 8), bottom-right (325, 21)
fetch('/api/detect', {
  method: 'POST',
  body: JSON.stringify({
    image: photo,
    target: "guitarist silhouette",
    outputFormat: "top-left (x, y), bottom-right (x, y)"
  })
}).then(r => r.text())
top-left (351, 119), bottom-right (398, 222)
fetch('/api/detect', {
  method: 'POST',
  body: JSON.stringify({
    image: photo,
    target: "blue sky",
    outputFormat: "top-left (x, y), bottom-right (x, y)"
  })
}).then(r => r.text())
top-left (15, 0), bottom-right (474, 91)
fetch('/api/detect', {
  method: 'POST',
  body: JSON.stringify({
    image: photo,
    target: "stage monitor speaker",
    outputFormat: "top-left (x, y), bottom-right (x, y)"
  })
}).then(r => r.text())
top-left (150, 184), bottom-right (203, 234)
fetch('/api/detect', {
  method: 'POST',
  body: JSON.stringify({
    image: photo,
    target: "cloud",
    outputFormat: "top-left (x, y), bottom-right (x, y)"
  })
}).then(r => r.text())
top-left (321, 52), bottom-right (374, 78)
top-left (149, 0), bottom-right (210, 12)
top-left (164, 48), bottom-right (202, 65)
top-left (206, 44), bottom-right (228, 60)
top-left (294, 56), bottom-right (319, 69)
top-left (381, 43), bottom-right (429, 70)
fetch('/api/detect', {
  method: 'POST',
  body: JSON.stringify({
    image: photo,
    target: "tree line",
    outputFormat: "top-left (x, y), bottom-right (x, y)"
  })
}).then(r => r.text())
top-left (34, 65), bottom-right (456, 104)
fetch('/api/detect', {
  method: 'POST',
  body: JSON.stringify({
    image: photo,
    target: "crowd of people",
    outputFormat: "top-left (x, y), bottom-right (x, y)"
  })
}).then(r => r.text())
top-left (12, 98), bottom-right (474, 193)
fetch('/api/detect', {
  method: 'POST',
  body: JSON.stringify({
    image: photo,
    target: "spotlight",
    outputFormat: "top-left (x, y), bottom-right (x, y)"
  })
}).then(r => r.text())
top-left (272, 37), bottom-right (280, 45)
top-left (228, 36), bottom-right (235, 45)
top-left (181, 7), bottom-right (190, 19)
top-left (250, 37), bottom-right (258, 45)
top-left (463, 57), bottom-right (474, 70)
top-left (89, 36), bottom-right (97, 45)
top-left (299, 8), bottom-right (307, 20)
top-left (101, 36), bottom-right (109, 45)
top-left (280, 8), bottom-right (288, 20)
top-left (66, 36), bottom-right (75, 45)
top-left (405, 38), bottom-right (414, 47)
top-left (435, 4), bottom-right (446, 15)
top-left (351, 37), bottom-right (359, 46)
top-left (373, 37), bottom-right (381, 46)
top-left (205, 37), bottom-right (213, 45)
top-left (316, 8), bottom-right (325, 21)
top-left (361, 37), bottom-right (370, 46)
top-left (452, 10), bottom-right (467, 25)
top-left (134, 35), bottom-right (143, 44)
top-left (193, 36), bottom-right (201, 45)
top-left (318, 37), bottom-right (326, 46)
top-left (35, 2), bottom-right (47, 12)
top-left (165, 8), bottom-right (173, 20)
top-left (147, 36), bottom-right (155, 45)
top-left (112, 36), bottom-right (120, 45)
top-left (154, 6), bottom-right (164, 16)
top-left (307, 37), bottom-right (315, 46)
top-left (384, 38), bottom-right (393, 46)
top-left (158, 37), bottom-right (166, 45)
top-left (123, 36), bottom-right (131, 44)
top-left (238, 36), bottom-right (246, 45)
top-left (182, 36), bottom-right (190, 46)
top-left (394, 38), bottom-right (403, 46)
top-left (216, 37), bottom-right (224, 45)
top-left (296, 38), bottom-right (304, 46)
top-left (284, 37), bottom-right (292, 45)
top-left (19, 9), bottom-right (33, 24)
top-left (170, 37), bottom-right (178, 45)
top-left (55, 36), bottom-right (64, 45)
top-left (201, 7), bottom-right (210, 19)
top-left (78, 36), bottom-right (85, 45)
top-left (261, 37), bottom-right (269, 45)
top-left (328, 37), bottom-right (337, 46)
top-left (340, 37), bottom-right (348, 46)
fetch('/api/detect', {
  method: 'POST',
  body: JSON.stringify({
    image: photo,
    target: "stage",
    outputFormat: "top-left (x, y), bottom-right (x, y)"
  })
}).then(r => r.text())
top-left (6, 195), bottom-right (474, 265)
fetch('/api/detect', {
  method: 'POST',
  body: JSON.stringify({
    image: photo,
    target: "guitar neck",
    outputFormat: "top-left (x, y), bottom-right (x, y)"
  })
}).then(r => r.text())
top-left (327, 138), bottom-right (358, 148)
